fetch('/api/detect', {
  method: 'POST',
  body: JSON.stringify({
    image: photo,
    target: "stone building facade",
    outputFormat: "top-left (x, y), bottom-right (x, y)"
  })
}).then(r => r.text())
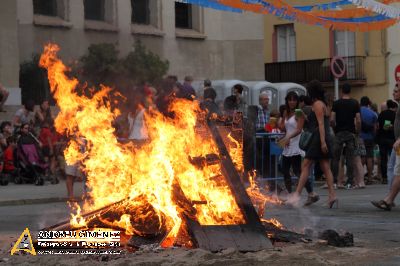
top-left (0, 0), bottom-right (265, 104)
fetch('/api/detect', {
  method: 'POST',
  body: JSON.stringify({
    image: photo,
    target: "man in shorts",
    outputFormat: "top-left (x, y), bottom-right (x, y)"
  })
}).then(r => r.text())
top-left (371, 138), bottom-right (400, 211)
top-left (359, 96), bottom-right (378, 183)
top-left (65, 162), bottom-right (84, 201)
top-left (371, 83), bottom-right (400, 210)
top-left (65, 136), bottom-right (87, 201)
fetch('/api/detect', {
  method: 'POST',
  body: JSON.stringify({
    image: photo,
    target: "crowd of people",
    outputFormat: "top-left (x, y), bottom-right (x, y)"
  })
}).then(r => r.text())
top-left (252, 80), bottom-right (400, 211)
top-left (0, 98), bottom-right (64, 186)
top-left (120, 76), bottom-right (400, 212)
top-left (2, 77), bottom-right (399, 210)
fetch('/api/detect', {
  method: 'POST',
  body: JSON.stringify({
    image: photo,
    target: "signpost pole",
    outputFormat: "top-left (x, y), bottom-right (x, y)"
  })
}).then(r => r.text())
top-left (334, 77), bottom-right (339, 100)
top-left (331, 56), bottom-right (346, 100)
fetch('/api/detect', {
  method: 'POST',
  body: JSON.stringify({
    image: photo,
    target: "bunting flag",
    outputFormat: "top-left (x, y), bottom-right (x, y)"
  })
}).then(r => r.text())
top-left (347, 0), bottom-right (400, 18)
top-left (179, 0), bottom-right (399, 31)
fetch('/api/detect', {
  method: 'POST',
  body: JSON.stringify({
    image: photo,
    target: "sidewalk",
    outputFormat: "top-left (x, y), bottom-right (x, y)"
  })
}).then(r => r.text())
top-left (0, 178), bottom-right (395, 207)
top-left (0, 180), bottom-right (83, 206)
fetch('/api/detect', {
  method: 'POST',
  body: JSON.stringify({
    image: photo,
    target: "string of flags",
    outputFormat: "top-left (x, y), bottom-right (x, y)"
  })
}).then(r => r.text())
top-left (178, 0), bottom-right (400, 31)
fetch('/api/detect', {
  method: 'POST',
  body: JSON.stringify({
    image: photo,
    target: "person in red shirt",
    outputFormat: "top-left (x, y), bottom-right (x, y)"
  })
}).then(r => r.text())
top-left (3, 136), bottom-right (16, 174)
top-left (39, 122), bottom-right (57, 182)
top-left (264, 111), bottom-right (281, 133)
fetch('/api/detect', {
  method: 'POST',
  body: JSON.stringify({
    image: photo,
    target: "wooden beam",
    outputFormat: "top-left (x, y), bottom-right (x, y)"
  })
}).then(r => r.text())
top-left (207, 120), bottom-right (269, 236)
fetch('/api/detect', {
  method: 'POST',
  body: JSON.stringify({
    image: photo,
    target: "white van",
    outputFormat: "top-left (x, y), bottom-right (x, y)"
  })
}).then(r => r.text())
top-left (274, 82), bottom-right (307, 106)
top-left (246, 81), bottom-right (280, 111)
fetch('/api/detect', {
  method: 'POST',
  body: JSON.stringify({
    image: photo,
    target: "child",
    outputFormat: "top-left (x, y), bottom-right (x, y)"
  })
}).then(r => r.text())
top-left (265, 110), bottom-right (281, 133)
top-left (3, 136), bottom-right (17, 175)
top-left (39, 122), bottom-right (58, 184)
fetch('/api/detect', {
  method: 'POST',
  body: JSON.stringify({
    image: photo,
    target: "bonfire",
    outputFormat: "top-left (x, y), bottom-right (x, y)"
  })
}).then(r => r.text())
top-left (39, 44), bottom-right (291, 251)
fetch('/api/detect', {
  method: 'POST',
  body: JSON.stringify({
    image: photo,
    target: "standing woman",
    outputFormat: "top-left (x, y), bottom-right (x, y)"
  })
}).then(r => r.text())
top-left (127, 94), bottom-right (149, 146)
top-left (279, 92), bottom-right (319, 206)
top-left (289, 80), bottom-right (337, 208)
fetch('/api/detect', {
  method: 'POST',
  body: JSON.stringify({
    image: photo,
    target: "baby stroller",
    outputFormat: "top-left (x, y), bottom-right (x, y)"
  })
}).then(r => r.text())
top-left (0, 167), bottom-right (9, 186)
top-left (15, 139), bottom-right (47, 186)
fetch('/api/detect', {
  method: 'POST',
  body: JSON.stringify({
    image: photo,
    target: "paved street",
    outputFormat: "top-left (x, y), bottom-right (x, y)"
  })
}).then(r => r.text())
top-left (0, 182), bottom-right (400, 265)
top-left (0, 180), bottom-right (83, 207)
top-left (0, 182), bottom-right (399, 265)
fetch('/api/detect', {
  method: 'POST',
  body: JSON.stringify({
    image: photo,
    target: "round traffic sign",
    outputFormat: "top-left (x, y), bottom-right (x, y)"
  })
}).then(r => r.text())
top-left (395, 64), bottom-right (400, 82)
top-left (331, 56), bottom-right (346, 78)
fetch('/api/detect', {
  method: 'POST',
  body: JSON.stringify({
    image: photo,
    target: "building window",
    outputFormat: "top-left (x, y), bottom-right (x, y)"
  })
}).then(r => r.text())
top-left (276, 24), bottom-right (296, 62)
top-left (131, 0), bottom-right (150, 25)
top-left (84, 0), bottom-right (105, 21)
top-left (334, 31), bottom-right (356, 78)
top-left (175, 2), bottom-right (192, 29)
top-left (334, 31), bottom-right (355, 57)
top-left (33, 0), bottom-right (58, 16)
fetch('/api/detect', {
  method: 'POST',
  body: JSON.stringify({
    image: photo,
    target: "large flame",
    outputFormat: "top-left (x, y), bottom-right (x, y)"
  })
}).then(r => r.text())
top-left (40, 44), bottom-right (247, 244)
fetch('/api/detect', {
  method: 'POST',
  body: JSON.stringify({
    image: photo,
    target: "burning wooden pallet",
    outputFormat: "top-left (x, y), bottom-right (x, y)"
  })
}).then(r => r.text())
top-left (40, 120), bottom-right (283, 252)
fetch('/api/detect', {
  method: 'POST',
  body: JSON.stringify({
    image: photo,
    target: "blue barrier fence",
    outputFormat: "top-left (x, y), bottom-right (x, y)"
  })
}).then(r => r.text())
top-left (253, 132), bottom-right (284, 180)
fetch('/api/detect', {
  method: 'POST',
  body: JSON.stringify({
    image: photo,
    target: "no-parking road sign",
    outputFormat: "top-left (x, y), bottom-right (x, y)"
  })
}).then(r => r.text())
top-left (331, 56), bottom-right (346, 78)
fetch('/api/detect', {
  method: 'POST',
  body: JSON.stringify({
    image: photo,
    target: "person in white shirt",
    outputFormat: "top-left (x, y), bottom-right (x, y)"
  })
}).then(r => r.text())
top-left (127, 96), bottom-right (148, 145)
top-left (279, 91), bottom-right (319, 206)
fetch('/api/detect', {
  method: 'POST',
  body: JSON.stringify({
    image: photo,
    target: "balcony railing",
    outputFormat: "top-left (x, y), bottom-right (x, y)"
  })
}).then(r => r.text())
top-left (265, 56), bottom-right (366, 84)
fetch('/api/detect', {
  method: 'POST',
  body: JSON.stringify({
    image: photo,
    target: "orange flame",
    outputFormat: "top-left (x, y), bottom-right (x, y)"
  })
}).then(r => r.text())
top-left (39, 44), bottom-right (246, 244)
top-left (262, 218), bottom-right (285, 230)
top-left (69, 202), bottom-right (87, 228)
top-left (246, 171), bottom-right (283, 217)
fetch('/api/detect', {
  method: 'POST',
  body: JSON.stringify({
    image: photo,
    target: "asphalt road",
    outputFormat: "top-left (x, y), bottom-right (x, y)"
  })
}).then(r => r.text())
top-left (0, 184), bottom-right (399, 265)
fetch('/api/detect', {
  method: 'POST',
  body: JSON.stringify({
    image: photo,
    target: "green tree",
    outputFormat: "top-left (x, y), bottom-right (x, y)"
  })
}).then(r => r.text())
top-left (78, 41), bottom-right (169, 89)
top-left (122, 41), bottom-right (169, 85)
top-left (79, 43), bottom-right (120, 87)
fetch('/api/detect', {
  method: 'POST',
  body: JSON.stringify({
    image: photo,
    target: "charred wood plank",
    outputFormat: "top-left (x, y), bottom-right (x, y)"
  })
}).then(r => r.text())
top-left (186, 219), bottom-right (273, 252)
top-left (42, 198), bottom-right (129, 231)
top-left (207, 120), bottom-right (268, 237)
top-left (189, 154), bottom-right (220, 168)
top-left (262, 221), bottom-right (306, 243)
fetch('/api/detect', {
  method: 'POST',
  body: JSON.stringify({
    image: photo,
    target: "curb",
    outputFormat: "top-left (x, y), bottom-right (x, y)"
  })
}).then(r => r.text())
top-left (0, 197), bottom-right (71, 207)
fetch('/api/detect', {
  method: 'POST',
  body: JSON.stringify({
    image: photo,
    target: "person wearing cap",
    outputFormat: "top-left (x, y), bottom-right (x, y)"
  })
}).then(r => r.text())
top-left (200, 87), bottom-right (221, 120)
top-left (203, 79), bottom-right (212, 90)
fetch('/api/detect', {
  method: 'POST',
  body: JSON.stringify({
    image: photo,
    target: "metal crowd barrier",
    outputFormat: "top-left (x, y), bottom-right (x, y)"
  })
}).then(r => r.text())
top-left (253, 132), bottom-right (284, 185)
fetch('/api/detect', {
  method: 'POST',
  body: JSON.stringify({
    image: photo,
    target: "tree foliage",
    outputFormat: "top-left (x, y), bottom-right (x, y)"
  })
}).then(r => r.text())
top-left (79, 43), bottom-right (120, 86)
top-left (19, 42), bottom-right (169, 106)
top-left (78, 41), bottom-right (169, 88)
top-left (122, 41), bottom-right (169, 85)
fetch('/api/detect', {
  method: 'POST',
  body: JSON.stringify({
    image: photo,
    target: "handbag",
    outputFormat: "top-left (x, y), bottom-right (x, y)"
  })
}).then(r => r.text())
top-left (299, 130), bottom-right (313, 151)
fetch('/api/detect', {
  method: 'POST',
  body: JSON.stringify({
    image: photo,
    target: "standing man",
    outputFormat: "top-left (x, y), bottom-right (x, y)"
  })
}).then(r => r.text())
top-left (203, 79), bottom-right (212, 90)
top-left (371, 81), bottom-right (400, 210)
top-left (376, 100), bottom-right (397, 184)
top-left (331, 83), bottom-right (361, 188)
top-left (387, 81), bottom-right (400, 188)
top-left (181, 75), bottom-right (196, 100)
top-left (233, 84), bottom-right (247, 117)
top-left (254, 92), bottom-right (274, 187)
top-left (360, 96), bottom-right (378, 184)
top-left (255, 92), bottom-right (270, 132)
